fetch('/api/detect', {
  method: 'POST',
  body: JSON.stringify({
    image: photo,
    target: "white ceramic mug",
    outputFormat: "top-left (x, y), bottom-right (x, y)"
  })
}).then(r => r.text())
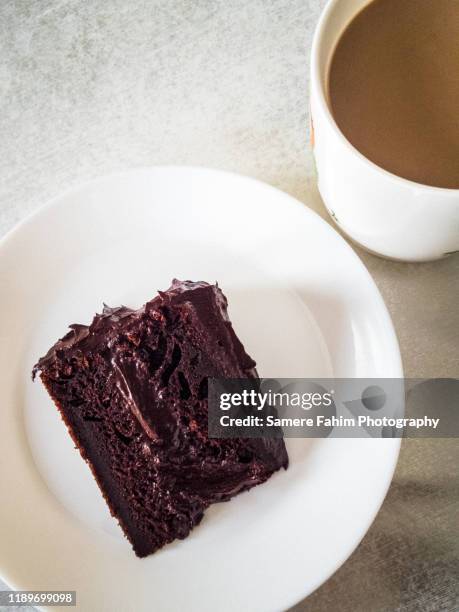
top-left (310, 0), bottom-right (459, 262)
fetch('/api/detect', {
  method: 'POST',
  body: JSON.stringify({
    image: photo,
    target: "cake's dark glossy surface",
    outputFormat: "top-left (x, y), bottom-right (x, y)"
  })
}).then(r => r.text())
top-left (33, 280), bottom-right (288, 557)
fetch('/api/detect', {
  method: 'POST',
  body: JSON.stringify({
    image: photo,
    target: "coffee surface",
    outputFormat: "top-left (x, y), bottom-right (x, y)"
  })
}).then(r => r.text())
top-left (329, 0), bottom-right (459, 189)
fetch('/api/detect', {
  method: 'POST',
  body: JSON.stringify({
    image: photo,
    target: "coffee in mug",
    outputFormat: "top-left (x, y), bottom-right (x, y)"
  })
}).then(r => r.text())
top-left (328, 0), bottom-right (459, 189)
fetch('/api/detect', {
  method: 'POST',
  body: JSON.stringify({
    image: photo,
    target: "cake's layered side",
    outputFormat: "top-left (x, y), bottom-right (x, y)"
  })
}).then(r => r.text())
top-left (33, 280), bottom-right (288, 557)
top-left (39, 362), bottom-right (159, 556)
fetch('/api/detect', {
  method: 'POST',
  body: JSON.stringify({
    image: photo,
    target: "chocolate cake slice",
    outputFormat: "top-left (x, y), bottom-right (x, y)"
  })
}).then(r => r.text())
top-left (33, 280), bottom-right (288, 557)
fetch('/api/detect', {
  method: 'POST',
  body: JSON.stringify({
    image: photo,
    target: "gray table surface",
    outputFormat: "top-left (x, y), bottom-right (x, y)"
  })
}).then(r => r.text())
top-left (1, 1), bottom-right (458, 611)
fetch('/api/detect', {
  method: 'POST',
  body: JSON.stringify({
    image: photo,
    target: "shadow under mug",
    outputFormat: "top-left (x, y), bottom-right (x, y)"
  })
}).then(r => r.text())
top-left (310, 0), bottom-right (459, 262)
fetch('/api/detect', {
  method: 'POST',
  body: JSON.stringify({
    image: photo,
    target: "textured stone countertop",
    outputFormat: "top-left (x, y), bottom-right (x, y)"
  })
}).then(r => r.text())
top-left (1, 1), bottom-right (458, 611)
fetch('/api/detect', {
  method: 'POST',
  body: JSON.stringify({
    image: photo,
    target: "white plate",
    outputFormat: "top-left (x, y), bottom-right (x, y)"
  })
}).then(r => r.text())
top-left (0, 167), bottom-right (402, 612)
